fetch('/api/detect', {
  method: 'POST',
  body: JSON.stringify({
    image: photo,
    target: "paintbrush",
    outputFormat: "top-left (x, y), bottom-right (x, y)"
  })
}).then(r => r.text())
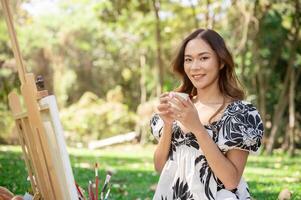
top-left (88, 181), bottom-right (91, 200)
top-left (95, 163), bottom-right (99, 200)
top-left (104, 188), bottom-right (111, 200)
top-left (100, 172), bottom-right (112, 200)
top-left (88, 180), bottom-right (95, 200)
top-left (75, 181), bottom-right (86, 200)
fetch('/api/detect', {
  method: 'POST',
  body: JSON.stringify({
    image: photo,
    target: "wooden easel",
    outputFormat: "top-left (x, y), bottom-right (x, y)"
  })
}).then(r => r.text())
top-left (1, 0), bottom-right (78, 199)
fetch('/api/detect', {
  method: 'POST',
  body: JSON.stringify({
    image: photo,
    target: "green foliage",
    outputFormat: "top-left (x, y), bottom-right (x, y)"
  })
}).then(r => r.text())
top-left (0, 145), bottom-right (301, 199)
top-left (0, 104), bottom-right (14, 143)
top-left (60, 91), bottom-right (136, 143)
top-left (0, 68), bottom-right (18, 143)
top-left (0, 0), bottom-right (300, 149)
top-left (245, 150), bottom-right (301, 199)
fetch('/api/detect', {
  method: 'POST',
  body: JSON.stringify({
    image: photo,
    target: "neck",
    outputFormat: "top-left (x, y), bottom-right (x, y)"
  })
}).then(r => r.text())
top-left (195, 79), bottom-right (224, 104)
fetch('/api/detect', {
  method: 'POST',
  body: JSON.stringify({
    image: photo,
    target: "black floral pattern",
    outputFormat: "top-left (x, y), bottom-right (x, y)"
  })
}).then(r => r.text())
top-left (150, 101), bottom-right (264, 200)
top-left (159, 178), bottom-right (194, 200)
top-left (185, 133), bottom-right (199, 149)
top-left (169, 123), bottom-right (199, 160)
top-left (206, 123), bottom-right (220, 143)
top-left (221, 101), bottom-right (264, 152)
top-left (168, 124), bottom-right (183, 160)
top-left (150, 114), bottom-right (163, 139)
top-left (172, 178), bottom-right (194, 200)
top-left (195, 155), bottom-right (216, 200)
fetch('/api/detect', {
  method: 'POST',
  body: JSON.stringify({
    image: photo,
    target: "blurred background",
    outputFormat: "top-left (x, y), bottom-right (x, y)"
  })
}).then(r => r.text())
top-left (0, 0), bottom-right (300, 199)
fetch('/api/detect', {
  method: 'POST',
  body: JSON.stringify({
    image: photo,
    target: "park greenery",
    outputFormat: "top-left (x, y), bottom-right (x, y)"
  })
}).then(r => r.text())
top-left (0, 144), bottom-right (300, 199)
top-left (1, 0), bottom-right (300, 154)
top-left (0, 0), bottom-right (301, 199)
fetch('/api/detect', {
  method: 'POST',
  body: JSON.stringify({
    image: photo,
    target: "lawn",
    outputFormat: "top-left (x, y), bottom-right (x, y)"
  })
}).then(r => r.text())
top-left (0, 144), bottom-right (300, 200)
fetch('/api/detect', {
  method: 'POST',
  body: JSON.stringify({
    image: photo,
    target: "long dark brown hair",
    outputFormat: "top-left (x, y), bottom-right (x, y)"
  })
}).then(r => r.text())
top-left (172, 28), bottom-right (245, 123)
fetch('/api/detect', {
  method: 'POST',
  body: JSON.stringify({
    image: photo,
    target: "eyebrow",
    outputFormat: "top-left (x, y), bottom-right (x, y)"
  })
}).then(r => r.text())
top-left (184, 52), bottom-right (211, 57)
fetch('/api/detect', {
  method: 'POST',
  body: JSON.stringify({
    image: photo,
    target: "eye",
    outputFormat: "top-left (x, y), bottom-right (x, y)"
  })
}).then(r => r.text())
top-left (200, 57), bottom-right (209, 61)
top-left (184, 58), bottom-right (192, 62)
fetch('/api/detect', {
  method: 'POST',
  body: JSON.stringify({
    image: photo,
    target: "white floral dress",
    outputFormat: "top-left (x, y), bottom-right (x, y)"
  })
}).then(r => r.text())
top-left (150, 100), bottom-right (264, 200)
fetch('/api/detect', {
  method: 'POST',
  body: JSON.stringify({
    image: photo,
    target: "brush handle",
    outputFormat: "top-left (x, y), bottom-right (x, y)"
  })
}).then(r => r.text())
top-left (104, 188), bottom-right (111, 200)
top-left (95, 178), bottom-right (98, 200)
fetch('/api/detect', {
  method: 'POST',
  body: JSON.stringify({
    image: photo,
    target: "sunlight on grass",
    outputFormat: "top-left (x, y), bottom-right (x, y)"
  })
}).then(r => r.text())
top-left (245, 154), bottom-right (301, 200)
top-left (0, 144), bottom-right (300, 199)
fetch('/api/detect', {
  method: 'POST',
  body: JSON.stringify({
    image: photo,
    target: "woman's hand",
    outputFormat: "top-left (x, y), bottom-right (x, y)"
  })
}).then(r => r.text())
top-left (156, 92), bottom-right (174, 125)
top-left (168, 92), bottom-right (203, 134)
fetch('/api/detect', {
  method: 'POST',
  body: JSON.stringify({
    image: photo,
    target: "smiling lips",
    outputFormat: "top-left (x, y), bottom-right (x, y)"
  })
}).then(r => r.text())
top-left (192, 74), bottom-right (206, 80)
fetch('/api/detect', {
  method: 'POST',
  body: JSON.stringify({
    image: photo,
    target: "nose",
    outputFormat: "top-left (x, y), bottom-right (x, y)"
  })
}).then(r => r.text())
top-left (191, 59), bottom-right (201, 70)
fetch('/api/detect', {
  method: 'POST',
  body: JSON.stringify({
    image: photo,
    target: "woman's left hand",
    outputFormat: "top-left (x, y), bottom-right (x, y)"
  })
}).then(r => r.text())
top-left (168, 93), bottom-right (204, 134)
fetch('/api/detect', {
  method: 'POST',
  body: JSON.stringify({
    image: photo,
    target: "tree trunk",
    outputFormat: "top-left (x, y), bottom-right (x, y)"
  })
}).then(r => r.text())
top-left (137, 54), bottom-right (147, 144)
top-left (189, 0), bottom-right (199, 29)
top-left (152, 0), bottom-right (163, 97)
top-left (257, 71), bottom-right (266, 126)
top-left (282, 70), bottom-right (301, 153)
top-left (140, 54), bottom-right (147, 105)
top-left (249, 0), bottom-right (269, 144)
top-left (205, 0), bottom-right (210, 28)
top-left (266, 0), bottom-right (300, 154)
top-left (288, 66), bottom-right (295, 156)
top-left (234, 1), bottom-right (251, 55)
top-left (33, 48), bottom-right (53, 94)
top-left (52, 52), bottom-right (65, 107)
top-left (265, 66), bottom-right (290, 154)
top-left (281, 123), bottom-right (290, 151)
top-left (252, 42), bottom-right (268, 143)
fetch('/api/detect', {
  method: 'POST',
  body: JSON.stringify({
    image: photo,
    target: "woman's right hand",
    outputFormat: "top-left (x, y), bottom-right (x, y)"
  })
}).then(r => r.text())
top-left (157, 92), bottom-right (174, 125)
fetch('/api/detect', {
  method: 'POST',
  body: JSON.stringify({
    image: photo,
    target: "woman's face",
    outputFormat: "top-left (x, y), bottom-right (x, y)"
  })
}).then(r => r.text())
top-left (184, 38), bottom-right (222, 90)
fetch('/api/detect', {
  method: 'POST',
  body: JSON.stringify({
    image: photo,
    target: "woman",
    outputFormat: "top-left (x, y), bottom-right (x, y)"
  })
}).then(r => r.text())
top-left (150, 29), bottom-right (264, 200)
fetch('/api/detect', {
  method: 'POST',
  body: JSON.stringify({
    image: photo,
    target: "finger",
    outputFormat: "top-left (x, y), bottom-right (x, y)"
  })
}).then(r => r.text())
top-left (168, 105), bottom-right (185, 121)
top-left (169, 98), bottom-right (182, 110)
top-left (160, 96), bottom-right (170, 104)
top-left (157, 103), bottom-right (171, 112)
top-left (158, 110), bottom-right (170, 115)
top-left (172, 95), bottom-right (188, 108)
top-left (168, 107), bottom-right (183, 121)
top-left (158, 110), bottom-right (175, 120)
top-left (159, 92), bottom-right (170, 98)
top-left (169, 112), bottom-right (182, 121)
top-left (168, 103), bottom-right (182, 113)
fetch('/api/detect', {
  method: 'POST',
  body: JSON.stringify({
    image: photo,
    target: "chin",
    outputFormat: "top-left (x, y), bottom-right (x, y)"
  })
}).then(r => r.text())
top-left (194, 84), bottom-right (210, 90)
top-left (191, 82), bottom-right (209, 89)
top-left (190, 76), bottom-right (219, 90)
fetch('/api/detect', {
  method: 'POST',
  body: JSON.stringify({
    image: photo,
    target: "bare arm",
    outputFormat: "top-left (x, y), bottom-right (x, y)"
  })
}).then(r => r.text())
top-left (153, 123), bottom-right (173, 173)
top-left (194, 127), bottom-right (249, 190)
top-left (153, 92), bottom-right (175, 173)
top-left (168, 94), bottom-right (249, 190)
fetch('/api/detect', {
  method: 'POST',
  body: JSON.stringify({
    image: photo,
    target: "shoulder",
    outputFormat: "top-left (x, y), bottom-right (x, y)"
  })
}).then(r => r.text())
top-left (224, 100), bottom-right (262, 126)
top-left (227, 100), bottom-right (259, 116)
top-left (221, 100), bottom-right (264, 153)
top-left (226, 100), bottom-right (263, 128)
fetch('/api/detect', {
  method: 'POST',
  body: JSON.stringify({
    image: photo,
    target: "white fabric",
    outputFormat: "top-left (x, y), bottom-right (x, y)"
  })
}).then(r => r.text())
top-left (150, 100), bottom-right (263, 200)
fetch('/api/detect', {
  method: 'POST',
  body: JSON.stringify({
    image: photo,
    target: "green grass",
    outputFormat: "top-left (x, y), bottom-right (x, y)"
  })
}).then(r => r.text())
top-left (245, 150), bottom-right (301, 199)
top-left (0, 144), bottom-right (300, 200)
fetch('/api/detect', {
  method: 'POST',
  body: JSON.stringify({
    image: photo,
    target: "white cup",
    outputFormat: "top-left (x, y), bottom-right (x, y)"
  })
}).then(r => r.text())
top-left (168, 92), bottom-right (189, 109)
top-left (171, 92), bottom-right (189, 101)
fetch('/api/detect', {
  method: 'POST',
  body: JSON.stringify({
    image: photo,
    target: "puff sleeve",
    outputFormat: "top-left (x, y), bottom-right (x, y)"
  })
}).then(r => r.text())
top-left (219, 101), bottom-right (264, 154)
top-left (150, 113), bottom-right (164, 141)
